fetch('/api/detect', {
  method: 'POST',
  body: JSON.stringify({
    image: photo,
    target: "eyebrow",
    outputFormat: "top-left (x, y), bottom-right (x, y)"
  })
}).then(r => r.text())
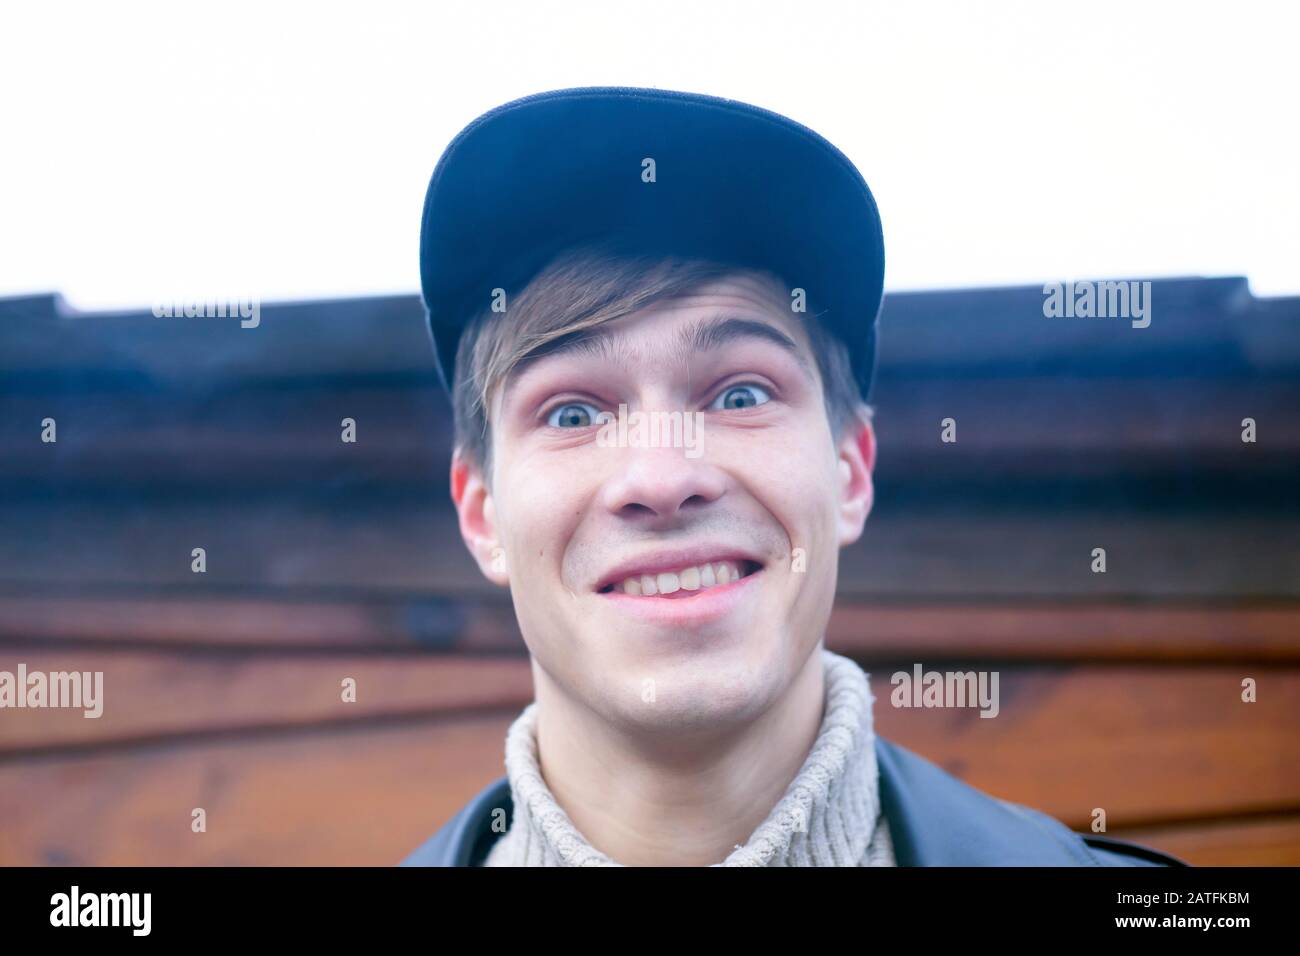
top-left (683, 315), bottom-right (806, 366)
top-left (517, 313), bottom-right (811, 375)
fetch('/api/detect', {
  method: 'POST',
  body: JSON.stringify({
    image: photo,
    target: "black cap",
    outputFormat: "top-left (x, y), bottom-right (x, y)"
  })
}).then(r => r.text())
top-left (418, 86), bottom-right (885, 400)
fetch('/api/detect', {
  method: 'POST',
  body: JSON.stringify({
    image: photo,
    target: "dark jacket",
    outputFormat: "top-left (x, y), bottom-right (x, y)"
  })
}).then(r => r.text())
top-left (401, 735), bottom-right (1186, 866)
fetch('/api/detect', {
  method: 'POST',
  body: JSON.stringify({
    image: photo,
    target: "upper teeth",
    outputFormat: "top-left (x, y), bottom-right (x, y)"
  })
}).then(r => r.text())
top-left (620, 561), bottom-right (746, 596)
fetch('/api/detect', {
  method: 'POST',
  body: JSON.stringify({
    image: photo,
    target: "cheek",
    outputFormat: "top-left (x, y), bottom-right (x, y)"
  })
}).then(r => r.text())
top-left (783, 467), bottom-right (842, 572)
top-left (493, 452), bottom-right (589, 581)
top-left (725, 424), bottom-right (840, 547)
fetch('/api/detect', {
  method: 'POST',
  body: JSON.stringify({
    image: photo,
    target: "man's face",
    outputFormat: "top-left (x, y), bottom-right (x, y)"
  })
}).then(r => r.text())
top-left (455, 272), bottom-right (874, 736)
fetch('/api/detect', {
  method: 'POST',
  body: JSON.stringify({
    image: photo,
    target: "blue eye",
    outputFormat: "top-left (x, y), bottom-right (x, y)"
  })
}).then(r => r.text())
top-left (546, 402), bottom-right (602, 428)
top-left (709, 384), bottom-right (771, 411)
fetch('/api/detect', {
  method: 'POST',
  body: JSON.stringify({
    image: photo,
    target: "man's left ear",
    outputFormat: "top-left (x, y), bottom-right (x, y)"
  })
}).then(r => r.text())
top-left (836, 417), bottom-right (876, 547)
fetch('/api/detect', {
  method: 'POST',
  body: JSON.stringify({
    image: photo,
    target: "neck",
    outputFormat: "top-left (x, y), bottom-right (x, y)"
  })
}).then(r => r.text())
top-left (486, 646), bottom-right (892, 867)
top-left (532, 648), bottom-right (826, 867)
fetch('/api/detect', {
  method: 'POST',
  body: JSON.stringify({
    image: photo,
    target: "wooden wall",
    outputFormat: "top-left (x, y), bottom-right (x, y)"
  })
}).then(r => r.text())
top-left (1, 277), bottom-right (1297, 865)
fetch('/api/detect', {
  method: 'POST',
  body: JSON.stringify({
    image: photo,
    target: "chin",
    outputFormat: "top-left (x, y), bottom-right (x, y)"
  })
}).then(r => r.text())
top-left (590, 632), bottom-right (789, 733)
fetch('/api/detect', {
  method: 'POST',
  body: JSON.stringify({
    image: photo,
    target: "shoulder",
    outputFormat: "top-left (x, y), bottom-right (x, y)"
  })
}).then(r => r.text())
top-left (874, 736), bottom-right (1187, 867)
top-left (400, 737), bottom-right (1187, 867)
top-left (400, 776), bottom-right (512, 867)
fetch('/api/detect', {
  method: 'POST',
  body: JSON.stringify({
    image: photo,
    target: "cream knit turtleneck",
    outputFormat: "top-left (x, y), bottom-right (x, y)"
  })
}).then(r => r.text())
top-left (481, 648), bottom-right (896, 867)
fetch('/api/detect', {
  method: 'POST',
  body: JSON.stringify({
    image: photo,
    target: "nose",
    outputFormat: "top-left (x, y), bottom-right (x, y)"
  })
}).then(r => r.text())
top-left (599, 441), bottom-right (727, 527)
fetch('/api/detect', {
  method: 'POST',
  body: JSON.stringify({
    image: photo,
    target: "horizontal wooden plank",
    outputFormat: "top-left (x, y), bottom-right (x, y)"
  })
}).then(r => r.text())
top-left (0, 293), bottom-right (433, 378)
top-left (6, 279), bottom-right (1293, 380)
top-left (827, 603), bottom-right (1300, 663)
top-left (868, 667), bottom-right (1300, 829)
top-left (0, 593), bottom-right (522, 652)
top-left (2, 677), bottom-right (1294, 865)
top-left (1, 498), bottom-right (1297, 599)
top-left (1112, 814), bottom-right (1300, 866)
top-left (0, 651), bottom-right (533, 754)
top-left (872, 377), bottom-right (1300, 461)
top-left (4, 593), bottom-right (1298, 662)
top-left (1, 663), bottom-right (1295, 841)
top-left (4, 378), bottom-right (1299, 484)
top-left (842, 509), bottom-right (1300, 601)
top-left (876, 276), bottom-right (1296, 371)
top-left (0, 715), bottom-right (514, 865)
top-left (0, 386), bottom-right (450, 485)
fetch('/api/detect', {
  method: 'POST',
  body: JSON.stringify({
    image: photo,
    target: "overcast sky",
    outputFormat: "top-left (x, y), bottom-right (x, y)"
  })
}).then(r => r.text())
top-left (2, 0), bottom-right (1296, 310)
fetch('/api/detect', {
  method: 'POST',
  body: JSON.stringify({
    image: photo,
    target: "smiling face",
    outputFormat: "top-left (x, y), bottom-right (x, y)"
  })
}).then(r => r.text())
top-left (451, 270), bottom-right (875, 737)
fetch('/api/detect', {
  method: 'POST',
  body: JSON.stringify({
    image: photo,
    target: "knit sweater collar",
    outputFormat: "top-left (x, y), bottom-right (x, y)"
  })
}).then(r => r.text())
top-left (482, 648), bottom-right (895, 867)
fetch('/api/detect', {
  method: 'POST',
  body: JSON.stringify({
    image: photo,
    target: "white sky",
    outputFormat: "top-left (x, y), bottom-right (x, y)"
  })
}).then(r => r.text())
top-left (2, 0), bottom-right (1297, 310)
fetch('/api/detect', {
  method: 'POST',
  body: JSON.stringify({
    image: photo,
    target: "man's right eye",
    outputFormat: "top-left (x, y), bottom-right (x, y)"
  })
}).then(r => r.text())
top-left (546, 402), bottom-right (601, 428)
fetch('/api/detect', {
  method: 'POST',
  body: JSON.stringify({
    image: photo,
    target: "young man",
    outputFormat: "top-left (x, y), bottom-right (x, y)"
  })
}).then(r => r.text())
top-left (402, 87), bottom-right (1183, 867)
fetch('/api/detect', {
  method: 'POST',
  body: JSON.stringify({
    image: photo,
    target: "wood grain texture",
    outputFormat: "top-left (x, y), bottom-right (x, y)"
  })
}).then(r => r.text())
top-left (1112, 814), bottom-right (1300, 866)
top-left (1, 663), bottom-right (1295, 864)
top-left (4, 594), bottom-right (1297, 662)
top-left (0, 715), bottom-right (514, 866)
top-left (2, 280), bottom-right (1294, 866)
top-left (0, 651), bottom-right (533, 754)
top-left (2, 501), bottom-right (1298, 599)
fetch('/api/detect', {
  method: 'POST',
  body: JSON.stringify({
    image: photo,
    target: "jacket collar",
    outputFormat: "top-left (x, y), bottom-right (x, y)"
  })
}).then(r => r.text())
top-left (876, 736), bottom-right (1095, 865)
top-left (402, 735), bottom-right (1177, 866)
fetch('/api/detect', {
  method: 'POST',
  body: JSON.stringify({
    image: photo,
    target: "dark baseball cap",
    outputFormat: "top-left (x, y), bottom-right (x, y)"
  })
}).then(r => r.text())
top-left (418, 86), bottom-right (886, 400)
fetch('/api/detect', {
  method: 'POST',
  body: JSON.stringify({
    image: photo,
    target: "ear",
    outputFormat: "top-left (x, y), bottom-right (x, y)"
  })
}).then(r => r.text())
top-left (836, 417), bottom-right (876, 548)
top-left (450, 448), bottom-right (509, 587)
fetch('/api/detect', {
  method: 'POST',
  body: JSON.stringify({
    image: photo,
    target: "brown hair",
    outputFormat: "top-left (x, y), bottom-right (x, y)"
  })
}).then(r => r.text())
top-left (452, 241), bottom-right (871, 474)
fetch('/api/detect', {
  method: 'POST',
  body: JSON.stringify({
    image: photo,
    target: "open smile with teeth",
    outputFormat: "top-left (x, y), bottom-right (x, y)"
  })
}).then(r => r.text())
top-left (600, 560), bottom-right (762, 598)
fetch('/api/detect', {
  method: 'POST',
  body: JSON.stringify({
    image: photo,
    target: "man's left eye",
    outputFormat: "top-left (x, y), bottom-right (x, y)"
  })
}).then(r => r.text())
top-left (546, 402), bottom-right (601, 428)
top-left (709, 384), bottom-right (771, 411)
